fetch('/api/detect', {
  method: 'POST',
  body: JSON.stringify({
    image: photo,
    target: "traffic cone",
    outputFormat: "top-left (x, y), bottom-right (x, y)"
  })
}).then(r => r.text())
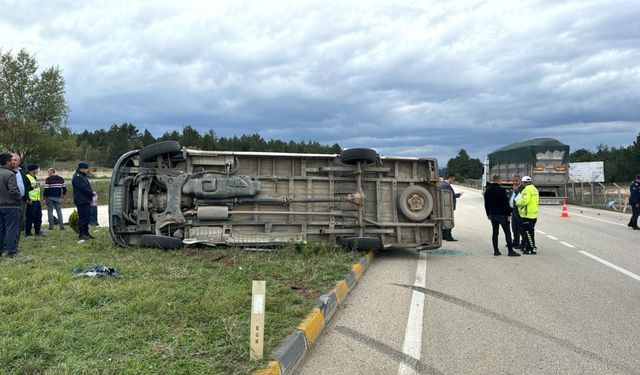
top-left (561, 200), bottom-right (569, 218)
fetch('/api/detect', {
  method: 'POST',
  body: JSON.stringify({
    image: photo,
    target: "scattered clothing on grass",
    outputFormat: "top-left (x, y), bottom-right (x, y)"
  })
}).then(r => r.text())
top-left (73, 264), bottom-right (120, 278)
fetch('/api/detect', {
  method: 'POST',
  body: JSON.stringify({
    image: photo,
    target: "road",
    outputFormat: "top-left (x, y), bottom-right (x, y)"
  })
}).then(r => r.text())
top-left (297, 186), bottom-right (640, 374)
top-left (41, 205), bottom-right (109, 228)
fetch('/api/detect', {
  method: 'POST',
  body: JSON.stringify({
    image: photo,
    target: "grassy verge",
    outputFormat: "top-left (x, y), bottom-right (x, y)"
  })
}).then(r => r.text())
top-left (0, 228), bottom-right (362, 374)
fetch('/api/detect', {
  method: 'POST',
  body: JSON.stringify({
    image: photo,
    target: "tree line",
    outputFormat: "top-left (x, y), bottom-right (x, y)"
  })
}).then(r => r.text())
top-left (76, 124), bottom-right (341, 167)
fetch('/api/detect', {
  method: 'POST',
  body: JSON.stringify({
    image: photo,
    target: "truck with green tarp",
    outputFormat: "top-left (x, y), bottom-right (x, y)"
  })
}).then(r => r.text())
top-left (482, 138), bottom-right (570, 204)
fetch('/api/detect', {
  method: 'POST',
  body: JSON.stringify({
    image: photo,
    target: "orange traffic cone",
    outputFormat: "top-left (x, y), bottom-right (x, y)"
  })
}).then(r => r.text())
top-left (561, 200), bottom-right (569, 217)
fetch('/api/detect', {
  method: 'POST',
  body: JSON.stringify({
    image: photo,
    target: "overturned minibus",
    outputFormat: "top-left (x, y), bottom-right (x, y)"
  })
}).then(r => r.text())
top-left (108, 141), bottom-right (454, 250)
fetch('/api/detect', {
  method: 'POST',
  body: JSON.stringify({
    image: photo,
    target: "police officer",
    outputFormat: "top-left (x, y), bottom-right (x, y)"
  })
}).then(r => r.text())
top-left (628, 174), bottom-right (640, 230)
top-left (72, 162), bottom-right (95, 240)
top-left (24, 164), bottom-right (42, 237)
top-left (515, 176), bottom-right (539, 254)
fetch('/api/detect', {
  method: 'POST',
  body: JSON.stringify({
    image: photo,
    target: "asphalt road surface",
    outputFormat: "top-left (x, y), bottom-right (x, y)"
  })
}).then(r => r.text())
top-left (298, 186), bottom-right (640, 375)
top-left (41, 205), bottom-right (109, 228)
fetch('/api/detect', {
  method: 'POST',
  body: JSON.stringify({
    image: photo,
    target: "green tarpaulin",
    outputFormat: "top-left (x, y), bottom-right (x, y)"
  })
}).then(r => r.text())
top-left (488, 138), bottom-right (570, 165)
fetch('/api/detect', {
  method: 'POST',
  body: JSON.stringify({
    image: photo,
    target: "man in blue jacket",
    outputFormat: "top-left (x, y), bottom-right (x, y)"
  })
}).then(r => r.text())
top-left (628, 174), bottom-right (640, 230)
top-left (72, 162), bottom-right (95, 240)
top-left (484, 175), bottom-right (520, 256)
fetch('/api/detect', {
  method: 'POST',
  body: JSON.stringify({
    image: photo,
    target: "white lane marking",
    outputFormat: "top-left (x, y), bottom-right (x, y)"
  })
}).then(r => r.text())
top-left (570, 212), bottom-right (627, 227)
top-left (546, 235), bottom-right (558, 240)
top-left (536, 230), bottom-right (546, 234)
top-left (398, 253), bottom-right (427, 375)
top-left (579, 251), bottom-right (640, 282)
top-left (560, 241), bottom-right (575, 248)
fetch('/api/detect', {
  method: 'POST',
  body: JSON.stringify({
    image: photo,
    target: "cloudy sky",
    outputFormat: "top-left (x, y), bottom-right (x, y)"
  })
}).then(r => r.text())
top-left (1, 0), bottom-right (639, 164)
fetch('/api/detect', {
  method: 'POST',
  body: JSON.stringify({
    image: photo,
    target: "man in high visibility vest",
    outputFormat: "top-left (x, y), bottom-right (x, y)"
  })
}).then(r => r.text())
top-left (515, 175), bottom-right (539, 254)
top-left (25, 164), bottom-right (43, 237)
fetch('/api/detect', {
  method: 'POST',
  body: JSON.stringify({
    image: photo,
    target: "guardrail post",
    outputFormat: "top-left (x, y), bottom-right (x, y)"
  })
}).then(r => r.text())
top-left (590, 183), bottom-right (595, 205)
top-left (598, 183), bottom-right (605, 206)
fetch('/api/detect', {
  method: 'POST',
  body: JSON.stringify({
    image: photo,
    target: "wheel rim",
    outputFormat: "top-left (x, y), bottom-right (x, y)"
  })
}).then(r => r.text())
top-left (406, 192), bottom-right (426, 213)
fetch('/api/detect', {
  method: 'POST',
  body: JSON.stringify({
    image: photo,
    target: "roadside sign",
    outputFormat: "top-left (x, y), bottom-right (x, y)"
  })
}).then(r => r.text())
top-left (569, 161), bottom-right (604, 182)
top-left (250, 281), bottom-right (266, 360)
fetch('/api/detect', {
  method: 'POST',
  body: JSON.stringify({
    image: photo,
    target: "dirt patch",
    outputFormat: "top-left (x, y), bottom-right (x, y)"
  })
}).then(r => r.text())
top-left (285, 280), bottom-right (317, 299)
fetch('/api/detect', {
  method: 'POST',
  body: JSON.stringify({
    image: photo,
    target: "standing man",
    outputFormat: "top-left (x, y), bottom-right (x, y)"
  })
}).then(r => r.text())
top-left (439, 174), bottom-right (463, 241)
top-left (484, 175), bottom-right (520, 256)
top-left (509, 175), bottom-right (524, 248)
top-left (11, 153), bottom-right (30, 232)
top-left (72, 162), bottom-right (95, 240)
top-left (0, 153), bottom-right (22, 258)
top-left (515, 176), bottom-right (539, 254)
top-left (24, 164), bottom-right (42, 237)
top-left (628, 174), bottom-right (640, 230)
top-left (43, 168), bottom-right (67, 231)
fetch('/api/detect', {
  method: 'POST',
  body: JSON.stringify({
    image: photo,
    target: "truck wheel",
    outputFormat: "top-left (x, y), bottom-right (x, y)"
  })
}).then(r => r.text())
top-left (139, 141), bottom-right (182, 162)
top-left (139, 234), bottom-right (183, 250)
top-left (397, 185), bottom-right (434, 221)
top-left (338, 236), bottom-right (382, 251)
top-left (340, 148), bottom-right (377, 165)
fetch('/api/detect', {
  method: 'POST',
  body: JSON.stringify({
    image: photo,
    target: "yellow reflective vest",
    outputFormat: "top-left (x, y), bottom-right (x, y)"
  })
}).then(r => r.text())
top-left (27, 174), bottom-right (40, 201)
top-left (515, 184), bottom-right (539, 219)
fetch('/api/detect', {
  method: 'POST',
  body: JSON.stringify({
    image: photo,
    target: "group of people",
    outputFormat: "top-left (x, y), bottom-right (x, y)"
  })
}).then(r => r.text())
top-left (484, 175), bottom-right (539, 256)
top-left (0, 154), bottom-right (97, 258)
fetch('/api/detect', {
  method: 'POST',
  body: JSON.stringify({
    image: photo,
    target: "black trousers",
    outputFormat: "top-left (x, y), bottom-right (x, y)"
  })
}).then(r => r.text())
top-left (490, 215), bottom-right (513, 251)
top-left (76, 203), bottom-right (91, 237)
top-left (25, 200), bottom-right (42, 235)
top-left (521, 217), bottom-right (537, 251)
top-left (511, 210), bottom-right (523, 245)
top-left (629, 205), bottom-right (639, 228)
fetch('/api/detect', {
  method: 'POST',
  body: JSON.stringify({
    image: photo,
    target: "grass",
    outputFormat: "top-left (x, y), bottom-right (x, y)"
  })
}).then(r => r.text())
top-left (0, 228), bottom-right (362, 374)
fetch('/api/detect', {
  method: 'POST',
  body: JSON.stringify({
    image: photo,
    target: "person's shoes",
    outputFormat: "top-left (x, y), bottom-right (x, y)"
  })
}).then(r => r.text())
top-left (87, 234), bottom-right (96, 239)
top-left (494, 250), bottom-right (502, 256)
top-left (508, 251), bottom-right (521, 257)
top-left (514, 244), bottom-right (524, 250)
top-left (49, 227), bottom-right (54, 231)
top-left (444, 238), bottom-right (458, 241)
top-left (628, 223), bottom-right (633, 227)
top-left (60, 227), bottom-right (65, 230)
top-left (633, 227), bottom-right (640, 230)
top-left (530, 248), bottom-right (537, 254)
top-left (78, 235), bottom-right (91, 240)
top-left (522, 250), bottom-right (531, 254)
top-left (24, 233), bottom-right (32, 237)
top-left (7, 254), bottom-right (16, 258)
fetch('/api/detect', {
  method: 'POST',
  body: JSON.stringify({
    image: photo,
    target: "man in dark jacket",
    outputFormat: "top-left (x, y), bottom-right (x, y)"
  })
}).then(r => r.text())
top-left (11, 153), bottom-right (31, 232)
top-left (0, 153), bottom-right (23, 258)
top-left (439, 174), bottom-right (463, 241)
top-left (484, 175), bottom-right (520, 256)
top-left (628, 174), bottom-right (640, 230)
top-left (72, 162), bottom-right (95, 240)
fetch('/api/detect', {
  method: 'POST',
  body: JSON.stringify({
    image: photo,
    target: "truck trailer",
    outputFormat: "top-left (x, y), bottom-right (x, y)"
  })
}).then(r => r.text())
top-left (483, 138), bottom-right (570, 205)
top-left (109, 141), bottom-right (455, 250)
